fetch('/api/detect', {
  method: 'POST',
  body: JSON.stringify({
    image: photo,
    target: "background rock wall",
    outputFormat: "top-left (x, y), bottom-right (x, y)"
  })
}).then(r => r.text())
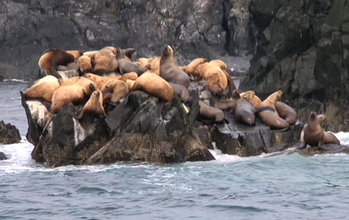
top-left (2, 0), bottom-right (349, 131)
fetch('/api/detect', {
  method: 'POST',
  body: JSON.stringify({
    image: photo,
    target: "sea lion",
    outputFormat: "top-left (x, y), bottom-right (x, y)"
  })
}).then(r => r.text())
top-left (51, 77), bottom-right (96, 114)
top-left (231, 90), bottom-right (256, 126)
top-left (24, 75), bottom-right (60, 102)
top-left (121, 48), bottom-right (136, 60)
top-left (134, 58), bottom-right (149, 68)
top-left (275, 101), bottom-right (298, 125)
top-left (160, 45), bottom-right (190, 88)
top-left (38, 48), bottom-right (75, 78)
top-left (132, 71), bottom-right (174, 102)
top-left (299, 111), bottom-right (340, 149)
top-left (71, 90), bottom-right (106, 119)
top-left (66, 50), bottom-right (83, 60)
top-left (241, 91), bottom-right (262, 108)
top-left (58, 76), bottom-right (81, 87)
top-left (199, 100), bottom-right (224, 122)
top-left (182, 58), bottom-right (208, 80)
top-left (168, 82), bottom-right (190, 103)
top-left (103, 79), bottom-right (130, 103)
top-left (111, 72), bottom-right (139, 82)
top-left (77, 55), bottom-right (92, 74)
top-left (214, 98), bottom-right (236, 112)
top-left (84, 73), bottom-right (110, 91)
top-left (146, 56), bottom-right (161, 70)
top-left (115, 48), bottom-right (147, 76)
top-left (256, 90), bottom-right (289, 130)
top-left (195, 61), bottom-right (228, 96)
top-left (125, 79), bottom-right (136, 90)
top-left (91, 47), bottom-right (118, 75)
top-left (83, 50), bottom-right (98, 58)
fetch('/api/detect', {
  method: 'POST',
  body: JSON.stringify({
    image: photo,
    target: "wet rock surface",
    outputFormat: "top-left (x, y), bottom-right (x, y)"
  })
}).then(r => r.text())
top-left (0, 120), bottom-right (21, 144)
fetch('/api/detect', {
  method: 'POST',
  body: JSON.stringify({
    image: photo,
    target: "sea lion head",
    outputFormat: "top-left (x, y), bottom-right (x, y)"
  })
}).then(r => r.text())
top-left (163, 45), bottom-right (173, 56)
top-left (309, 111), bottom-right (317, 121)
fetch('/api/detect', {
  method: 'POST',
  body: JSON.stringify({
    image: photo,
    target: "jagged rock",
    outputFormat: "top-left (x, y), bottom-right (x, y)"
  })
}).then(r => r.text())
top-left (22, 87), bottom-right (215, 167)
top-left (0, 120), bottom-right (21, 144)
top-left (211, 118), bottom-right (303, 157)
top-left (0, 151), bottom-right (7, 160)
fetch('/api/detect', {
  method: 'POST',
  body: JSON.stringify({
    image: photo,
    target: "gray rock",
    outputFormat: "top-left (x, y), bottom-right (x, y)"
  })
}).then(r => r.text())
top-left (211, 118), bottom-right (303, 157)
top-left (0, 120), bottom-right (21, 144)
top-left (0, 151), bottom-right (7, 160)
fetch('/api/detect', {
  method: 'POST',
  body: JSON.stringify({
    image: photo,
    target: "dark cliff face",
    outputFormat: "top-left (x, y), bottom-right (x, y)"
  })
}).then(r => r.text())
top-left (239, 0), bottom-right (349, 131)
top-left (0, 0), bottom-right (238, 80)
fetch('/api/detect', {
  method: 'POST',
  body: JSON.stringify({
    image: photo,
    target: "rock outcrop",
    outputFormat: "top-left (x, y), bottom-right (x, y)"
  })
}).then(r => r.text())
top-left (0, 120), bottom-right (21, 144)
top-left (23, 87), bottom-right (216, 167)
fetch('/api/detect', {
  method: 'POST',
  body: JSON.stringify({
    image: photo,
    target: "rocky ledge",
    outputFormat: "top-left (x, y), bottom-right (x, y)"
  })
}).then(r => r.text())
top-left (21, 73), bottom-right (312, 167)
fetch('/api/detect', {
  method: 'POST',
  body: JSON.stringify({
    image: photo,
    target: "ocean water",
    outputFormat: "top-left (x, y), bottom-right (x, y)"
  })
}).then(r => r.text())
top-left (1, 81), bottom-right (349, 220)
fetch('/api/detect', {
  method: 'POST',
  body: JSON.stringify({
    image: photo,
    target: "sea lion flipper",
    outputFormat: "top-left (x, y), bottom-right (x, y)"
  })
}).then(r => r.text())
top-left (297, 142), bottom-right (307, 149)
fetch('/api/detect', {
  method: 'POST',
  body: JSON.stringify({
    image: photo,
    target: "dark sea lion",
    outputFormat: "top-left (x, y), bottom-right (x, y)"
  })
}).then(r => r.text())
top-left (115, 48), bottom-right (147, 76)
top-left (257, 90), bottom-right (289, 130)
top-left (299, 111), bottom-right (340, 149)
top-left (131, 71), bottom-right (174, 102)
top-left (275, 101), bottom-right (298, 125)
top-left (231, 90), bottom-right (256, 126)
top-left (38, 48), bottom-right (75, 78)
top-left (160, 45), bottom-right (190, 88)
top-left (168, 82), bottom-right (190, 103)
top-left (199, 100), bottom-right (224, 122)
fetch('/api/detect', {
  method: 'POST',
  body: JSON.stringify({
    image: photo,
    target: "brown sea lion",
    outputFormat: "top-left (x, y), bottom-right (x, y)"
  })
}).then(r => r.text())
top-left (51, 77), bottom-right (96, 114)
top-left (199, 100), bottom-right (224, 122)
top-left (77, 55), bottom-right (92, 74)
top-left (195, 61), bottom-right (228, 96)
top-left (231, 90), bottom-right (256, 126)
top-left (132, 71), bottom-right (174, 102)
top-left (168, 82), bottom-right (190, 103)
top-left (134, 58), bottom-right (149, 68)
top-left (275, 101), bottom-right (298, 125)
top-left (91, 47), bottom-right (118, 75)
top-left (84, 73), bottom-right (110, 91)
top-left (146, 56), bottom-right (161, 70)
top-left (83, 50), bottom-right (98, 58)
top-left (182, 58), bottom-right (208, 79)
top-left (125, 79), bottom-right (136, 90)
top-left (241, 91), bottom-right (262, 108)
top-left (66, 50), bottom-right (83, 60)
top-left (299, 112), bottom-right (340, 149)
top-left (115, 48), bottom-right (147, 76)
top-left (24, 75), bottom-right (60, 102)
top-left (103, 79), bottom-right (130, 103)
top-left (72, 90), bottom-right (106, 119)
top-left (257, 90), bottom-right (289, 130)
top-left (160, 45), bottom-right (190, 88)
top-left (38, 48), bottom-right (75, 78)
top-left (58, 76), bottom-right (81, 87)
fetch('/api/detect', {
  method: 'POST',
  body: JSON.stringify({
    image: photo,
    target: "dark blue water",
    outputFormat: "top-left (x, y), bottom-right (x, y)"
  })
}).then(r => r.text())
top-left (1, 81), bottom-right (349, 220)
